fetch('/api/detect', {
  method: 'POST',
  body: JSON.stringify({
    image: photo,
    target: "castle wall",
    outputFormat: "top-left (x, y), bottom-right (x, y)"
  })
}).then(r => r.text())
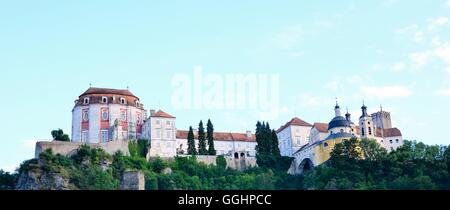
top-left (35, 139), bottom-right (130, 158)
top-left (177, 155), bottom-right (257, 171)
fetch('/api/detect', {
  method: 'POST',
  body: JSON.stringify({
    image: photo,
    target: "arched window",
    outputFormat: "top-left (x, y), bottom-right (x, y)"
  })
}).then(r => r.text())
top-left (120, 98), bottom-right (126, 104)
top-left (324, 142), bottom-right (329, 147)
top-left (368, 127), bottom-right (372, 135)
top-left (83, 98), bottom-right (89, 104)
top-left (101, 110), bottom-right (109, 121)
top-left (361, 128), bottom-right (365, 136)
top-left (102, 97), bottom-right (108, 103)
top-left (234, 153), bottom-right (239, 159)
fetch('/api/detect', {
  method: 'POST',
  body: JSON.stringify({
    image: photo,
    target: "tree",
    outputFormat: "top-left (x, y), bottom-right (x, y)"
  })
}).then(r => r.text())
top-left (187, 126), bottom-right (197, 155)
top-left (51, 129), bottom-right (70, 141)
top-left (270, 130), bottom-right (281, 157)
top-left (197, 121), bottom-right (208, 155)
top-left (206, 119), bottom-right (216, 155)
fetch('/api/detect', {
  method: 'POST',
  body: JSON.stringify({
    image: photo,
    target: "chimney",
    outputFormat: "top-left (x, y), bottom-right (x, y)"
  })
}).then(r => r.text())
top-left (246, 130), bottom-right (252, 138)
top-left (150, 109), bottom-right (156, 116)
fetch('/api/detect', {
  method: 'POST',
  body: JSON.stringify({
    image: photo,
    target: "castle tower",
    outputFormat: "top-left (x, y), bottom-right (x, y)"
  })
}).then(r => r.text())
top-left (371, 105), bottom-right (392, 129)
top-left (359, 102), bottom-right (375, 138)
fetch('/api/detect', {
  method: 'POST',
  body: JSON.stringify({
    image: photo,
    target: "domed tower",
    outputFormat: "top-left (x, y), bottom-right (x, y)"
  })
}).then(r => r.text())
top-left (71, 87), bottom-right (147, 143)
top-left (359, 101), bottom-right (374, 139)
top-left (327, 101), bottom-right (352, 135)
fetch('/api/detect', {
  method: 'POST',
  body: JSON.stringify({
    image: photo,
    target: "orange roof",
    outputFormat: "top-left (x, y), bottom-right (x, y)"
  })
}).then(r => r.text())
top-left (176, 130), bottom-right (256, 142)
top-left (276, 117), bottom-right (312, 133)
top-left (312, 122), bottom-right (328, 133)
top-left (80, 87), bottom-right (138, 99)
top-left (152, 110), bottom-right (176, 118)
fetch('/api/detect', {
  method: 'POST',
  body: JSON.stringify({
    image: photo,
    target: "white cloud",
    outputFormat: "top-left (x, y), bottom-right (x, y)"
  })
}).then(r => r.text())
top-left (272, 25), bottom-right (303, 49)
top-left (361, 86), bottom-right (413, 99)
top-left (409, 51), bottom-right (431, 69)
top-left (434, 43), bottom-right (450, 63)
top-left (427, 17), bottom-right (449, 30)
top-left (392, 62), bottom-right (406, 72)
top-left (395, 24), bottom-right (424, 43)
top-left (298, 95), bottom-right (334, 107)
top-left (434, 88), bottom-right (450, 96)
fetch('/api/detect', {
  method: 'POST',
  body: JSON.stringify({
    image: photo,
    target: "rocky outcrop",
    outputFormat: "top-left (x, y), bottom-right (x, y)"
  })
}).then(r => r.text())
top-left (120, 170), bottom-right (144, 190)
top-left (15, 169), bottom-right (71, 190)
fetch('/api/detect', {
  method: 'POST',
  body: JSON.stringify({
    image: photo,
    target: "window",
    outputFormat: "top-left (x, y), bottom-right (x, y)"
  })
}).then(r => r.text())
top-left (136, 101), bottom-right (140, 107)
top-left (324, 142), bottom-right (329, 147)
top-left (368, 127), bottom-right (372, 135)
top-left (101, 130), bottom-right (108, 142)
top-left (396, 139), bottom-right (399, 143)
top-left (102, 97), bottom-right (108, 103)
top-left (368, 122), bottom-right (370, 125)
top-left (101, 110), bottom-right (108, 121)
top-left (156, 120), bottom-right (160, 125)
top-left (120, 98), bottom-right (126, 104)
top-left (83, 98), bottom-right (89, 104)
top-left (389, 139), bottom-right (393, 144)
top-left (156, 129), bottom-right (161, 138)
top-left (340, 129), bottom-right (344, 133)
top-left (81, 131), bottom-right (88, 142)
top-left (330, 131), bottom-right (333, 134)
top-left (82, 111), bottom-right (89, 122)
top-left (166, 131), bottom-right (171, 139)
top-left (166, 121), bottom-right (171, 125)
top-left (120, 111), bottom-right (126, 122)
top-left (361, 128), bottom-right (365, 136)
top-left (137, 115), bottom-right (141, 124)
top-left (381, 140), bottom-right (384, 143)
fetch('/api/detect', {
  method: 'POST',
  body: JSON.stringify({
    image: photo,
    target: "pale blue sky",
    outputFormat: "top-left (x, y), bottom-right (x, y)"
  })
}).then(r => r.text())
top-left (1, 0), bottom-right (450, 172)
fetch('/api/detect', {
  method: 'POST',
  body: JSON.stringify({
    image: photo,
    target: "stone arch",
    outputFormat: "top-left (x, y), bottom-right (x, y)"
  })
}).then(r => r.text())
top-left (297, 158), bottom-right (314, 174)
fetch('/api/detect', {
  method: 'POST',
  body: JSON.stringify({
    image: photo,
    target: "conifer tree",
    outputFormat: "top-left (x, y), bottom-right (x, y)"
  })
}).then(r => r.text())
top-left (270, 129), bottom-right (281, 156)
top-left (198, 120), bottom-right (208, 155)
top-left (207, 119), bottom-right (216, 155)
top-left (187, 126), bottom-right (197, 155)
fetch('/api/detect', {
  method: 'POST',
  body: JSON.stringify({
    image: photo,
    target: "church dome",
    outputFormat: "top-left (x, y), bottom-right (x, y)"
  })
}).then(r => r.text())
top-left (328, 116), bottom-right (351, 130)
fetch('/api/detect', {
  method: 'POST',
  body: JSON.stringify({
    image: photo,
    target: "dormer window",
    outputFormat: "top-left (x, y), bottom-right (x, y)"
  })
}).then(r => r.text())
top-left (120, 98), bottom-right (126, 104)
top-left (102, 97), bottom-right (108, 103)
top-left (83, 98), bottom-right (90, 104)
top-left (136, 101), bottom-right (140, 107)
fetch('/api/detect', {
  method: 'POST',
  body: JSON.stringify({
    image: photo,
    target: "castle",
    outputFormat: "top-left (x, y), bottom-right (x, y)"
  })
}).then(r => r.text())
top-left (36, 87), bottom-right (403, 172)
top-left (278, 102), bottom-right (403, 174)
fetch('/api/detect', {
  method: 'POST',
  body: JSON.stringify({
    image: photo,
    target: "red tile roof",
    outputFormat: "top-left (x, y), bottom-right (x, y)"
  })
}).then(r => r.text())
top-left (382, 128), bottom-right (402, 137)
top-left (80, 87), bottom-right (138, 99)
top-left (276, 117), bottom-right (312, 133)
top-left (176, 130), bottom-right (256, 142)
top-left (152, 110), bottom-right (176, 118)
top-left (312, 122), bottom-right (328, 133)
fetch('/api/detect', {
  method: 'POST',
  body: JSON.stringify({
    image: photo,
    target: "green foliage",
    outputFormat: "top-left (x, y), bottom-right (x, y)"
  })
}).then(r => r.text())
top-left (207, 119), bottom-right (216, 155)
top-left (255, 121), bottom-right (285, 169)
top-left (128, 139), bottom-right (149, 158)
top-left (0, 170), bottom-right (18, 190)
top-left (303, 139), bottom-right (450, 190)
top-left (197, 120), bottom-right (208, 155)
top-left (187, 126), bottom-right (197, 155)
top-left (216, 155), bottom-right (227, 170)
top-left (51, 128), bottom-right (70, 141)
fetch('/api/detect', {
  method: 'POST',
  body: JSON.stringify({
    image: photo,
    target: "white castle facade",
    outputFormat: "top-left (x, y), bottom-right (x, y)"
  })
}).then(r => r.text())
top-left (64, 87), bottom-right (404, 171)
top-left (70, 87), bottom-right (257, 159)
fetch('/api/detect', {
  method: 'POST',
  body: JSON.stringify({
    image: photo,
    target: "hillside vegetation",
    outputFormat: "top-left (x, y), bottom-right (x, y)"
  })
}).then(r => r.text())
top-left (1, 139), bottom-right (450, 190)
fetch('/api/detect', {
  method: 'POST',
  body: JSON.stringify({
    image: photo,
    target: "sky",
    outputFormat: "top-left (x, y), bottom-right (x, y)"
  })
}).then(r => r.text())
top-left (1, 0), bottom-right (450, 172)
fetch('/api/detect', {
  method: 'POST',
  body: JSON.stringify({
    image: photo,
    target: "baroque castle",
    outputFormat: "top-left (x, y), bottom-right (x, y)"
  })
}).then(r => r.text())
top-left (36, 87), bottom-right (403, 173)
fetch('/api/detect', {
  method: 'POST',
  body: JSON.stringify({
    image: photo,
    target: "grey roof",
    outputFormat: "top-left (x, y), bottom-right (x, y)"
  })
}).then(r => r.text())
top-left (328, 116), bottom-right (351, 130)
top-left (324, 133), bottom-right (355, 140)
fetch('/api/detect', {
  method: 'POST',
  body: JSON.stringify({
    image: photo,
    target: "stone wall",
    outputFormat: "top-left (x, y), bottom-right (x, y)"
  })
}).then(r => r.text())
top-left (177, 155), bottom-right (257, 171)
top-left (121, 170), bottom-right (145, 190)
top-left (35, 139), bottom-right (130, 158)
